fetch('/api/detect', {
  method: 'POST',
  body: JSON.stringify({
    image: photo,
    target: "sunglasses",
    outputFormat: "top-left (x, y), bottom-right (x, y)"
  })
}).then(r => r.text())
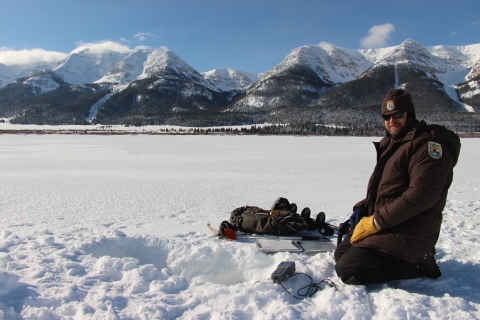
top-left (382, 110), bottom-right (405, 121)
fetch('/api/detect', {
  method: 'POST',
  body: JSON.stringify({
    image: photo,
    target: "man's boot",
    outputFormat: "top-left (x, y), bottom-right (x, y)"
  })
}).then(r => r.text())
top-left (418, 248), bottom-right (441, 279)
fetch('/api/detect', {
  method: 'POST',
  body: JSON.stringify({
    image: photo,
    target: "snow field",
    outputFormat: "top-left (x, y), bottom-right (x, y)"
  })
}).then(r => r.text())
top-left (0, 134), bottom-right (479, 319)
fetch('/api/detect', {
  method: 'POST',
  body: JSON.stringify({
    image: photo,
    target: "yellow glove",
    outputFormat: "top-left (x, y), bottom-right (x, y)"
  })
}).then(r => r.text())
top-left (350, 215), bottom-right (379, 244)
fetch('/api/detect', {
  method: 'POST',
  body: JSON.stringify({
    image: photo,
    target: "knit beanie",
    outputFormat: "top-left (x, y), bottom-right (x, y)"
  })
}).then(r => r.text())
top-left (381, 89), bottom-right (416, 116)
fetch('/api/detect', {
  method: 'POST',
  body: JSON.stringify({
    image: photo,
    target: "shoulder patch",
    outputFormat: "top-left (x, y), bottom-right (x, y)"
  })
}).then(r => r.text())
top-left (428, 141), bottom-right (442, 159)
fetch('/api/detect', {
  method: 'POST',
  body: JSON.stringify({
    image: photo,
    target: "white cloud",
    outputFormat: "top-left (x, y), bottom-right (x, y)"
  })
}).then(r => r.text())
top-left (71, 40), bottom-right (133, 55)
top-left (449, 31), bottom-right (458, 37)
top-left (134, 33), bottom-right (147, 41)
top-left (0, 48), bottom-right (67, 66)
top-left (133, 32), bottom-right (155, 42)
top-left (360, 23), bottom-right (395, 48)
top-left (473, 20), bottom-right (480, 26)
top-left (0, 40), bottom-right (158, 66)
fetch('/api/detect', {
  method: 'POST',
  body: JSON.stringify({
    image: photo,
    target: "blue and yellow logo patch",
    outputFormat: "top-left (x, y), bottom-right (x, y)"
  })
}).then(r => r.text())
top-left (428, 141), bottom-right (442, 159)
top-left (386, 100), bottom-right (395, 111)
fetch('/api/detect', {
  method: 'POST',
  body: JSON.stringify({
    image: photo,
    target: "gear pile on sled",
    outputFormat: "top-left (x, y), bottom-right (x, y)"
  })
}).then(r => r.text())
top-left (208, 197), bottom-right (351, 253)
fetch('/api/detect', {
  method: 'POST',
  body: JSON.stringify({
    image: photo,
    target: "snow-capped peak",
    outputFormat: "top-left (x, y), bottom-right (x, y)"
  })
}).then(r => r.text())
top-left (262, 42), bottom-right (372, 85)
top-left (137, 48), bottom-right (203, 81)
top-left (376, 38), bottom-right (437, 69)
top-left (359, 38), bottom-right (480, 75)
top-left (202, 68), bottom-right (259, 92)
top-left (53, 49), bottom-right (128, 85)
top-left (22, 71), bottom-right (62, 94)
top-left (94, 48), bottom-right (156, 84)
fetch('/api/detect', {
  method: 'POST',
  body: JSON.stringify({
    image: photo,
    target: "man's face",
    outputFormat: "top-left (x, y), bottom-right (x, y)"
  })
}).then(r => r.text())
top-left (383, 110), bottom-right (407, 136)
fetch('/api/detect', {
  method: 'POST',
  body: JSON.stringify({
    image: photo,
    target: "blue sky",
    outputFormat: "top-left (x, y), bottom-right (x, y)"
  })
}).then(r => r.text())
top-left (1, 0), bottom-right (479, 73)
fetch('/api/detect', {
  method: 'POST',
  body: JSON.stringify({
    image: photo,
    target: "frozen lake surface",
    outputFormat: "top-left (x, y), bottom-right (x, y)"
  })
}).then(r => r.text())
top-left (1, 134), bottom-right (479, 319)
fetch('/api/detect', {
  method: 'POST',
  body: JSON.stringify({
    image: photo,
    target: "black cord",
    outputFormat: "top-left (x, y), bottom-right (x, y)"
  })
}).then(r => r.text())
top-left (275, 273), bottom-right (338, 300)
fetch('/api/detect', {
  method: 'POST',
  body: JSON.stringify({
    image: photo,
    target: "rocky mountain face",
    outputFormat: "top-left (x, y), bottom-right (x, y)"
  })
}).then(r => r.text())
top-left (0, 64), bottom-right (14, 88)
top-left (0, 39), bottom-right (479, 129)
top-left (226, 42), bottom-right (371, 112)
top-left (457, 59), bottom-right (480, 107)
top-left (201, 68), bottom-right (259, 92)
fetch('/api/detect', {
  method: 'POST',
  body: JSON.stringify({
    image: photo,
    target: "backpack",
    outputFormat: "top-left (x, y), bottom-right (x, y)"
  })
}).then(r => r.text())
top-left (229, 198), bottom-right (317, 235)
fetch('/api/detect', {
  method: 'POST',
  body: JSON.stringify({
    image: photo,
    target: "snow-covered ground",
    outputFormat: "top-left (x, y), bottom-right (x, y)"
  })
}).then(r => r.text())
top-left (0, 123), bottom-right (263, 134)
top-left (0, 134), bottom-right (479, 319)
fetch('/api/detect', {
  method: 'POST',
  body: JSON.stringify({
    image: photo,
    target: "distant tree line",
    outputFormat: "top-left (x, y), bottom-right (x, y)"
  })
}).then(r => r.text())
top-left (189, 122), bottom-right (384, 136)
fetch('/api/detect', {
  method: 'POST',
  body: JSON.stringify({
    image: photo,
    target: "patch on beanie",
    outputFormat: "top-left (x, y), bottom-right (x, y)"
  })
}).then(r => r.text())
top-left (386, 100), bottom-right (395, 111)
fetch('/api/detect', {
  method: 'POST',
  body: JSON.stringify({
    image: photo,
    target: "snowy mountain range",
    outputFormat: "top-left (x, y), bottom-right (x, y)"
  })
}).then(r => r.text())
top-left (0, 60), bottom-right (58, 88)
top-left (0, 38), bottom-right (479, 126)
top-left (228, 39), bottom-right (479, 112)
top-left (0, 47), bottom-right (257, 93)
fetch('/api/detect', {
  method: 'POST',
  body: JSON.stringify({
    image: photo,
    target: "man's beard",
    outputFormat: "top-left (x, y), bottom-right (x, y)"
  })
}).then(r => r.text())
top-left (386, 115), bottom-right (416, 138)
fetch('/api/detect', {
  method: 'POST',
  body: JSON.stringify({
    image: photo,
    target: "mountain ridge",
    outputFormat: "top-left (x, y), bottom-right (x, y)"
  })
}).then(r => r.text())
top-left (1, 39), bottom-right (479, 129)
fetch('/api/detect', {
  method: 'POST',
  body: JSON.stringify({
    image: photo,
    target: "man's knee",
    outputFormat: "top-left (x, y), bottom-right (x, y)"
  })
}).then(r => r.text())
top-left (334, 245), bottom-right (378, 285)
top-left (334, 234), bottom-right (352, 262)
top-left (335, 258), bottom-right (363, 285)
top-left (335, 256), bottom-right (354, 283)
top-left (334, 248), bottom-right (343, 262)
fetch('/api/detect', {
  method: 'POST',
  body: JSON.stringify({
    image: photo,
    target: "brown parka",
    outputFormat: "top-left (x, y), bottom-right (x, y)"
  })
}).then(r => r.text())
top-left (353, 120), bottom-right (461, 263)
